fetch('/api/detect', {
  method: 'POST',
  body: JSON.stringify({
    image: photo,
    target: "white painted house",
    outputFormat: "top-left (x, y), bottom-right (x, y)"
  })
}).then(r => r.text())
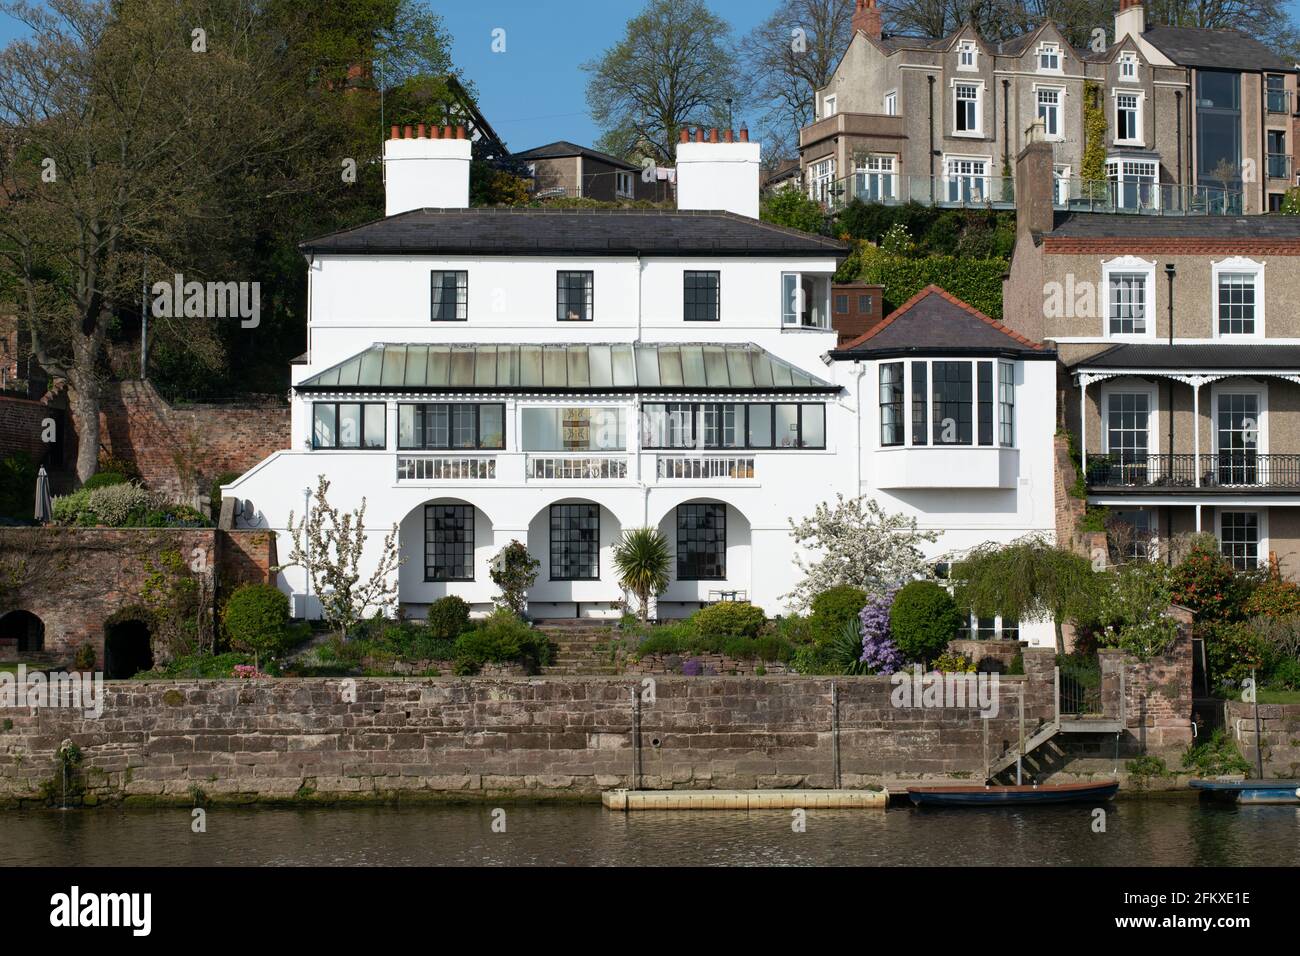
top-left (224, 123), bottom-right (1057, 644)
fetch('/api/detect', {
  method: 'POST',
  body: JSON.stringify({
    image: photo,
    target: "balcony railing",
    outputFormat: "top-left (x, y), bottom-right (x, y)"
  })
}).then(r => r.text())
top-left (817, 173), bottom-right (1242, 216)
top-left (1267, 88), bottom-right (1292, 114)
top-left (657, 456), bottom-right (756, 480)
top-left (1086, 454), bottom-right (1300, 490)
top-left (397, 456), bottom-right (497, 480)
top-left (527, 455), bottom-right (628, 480)
top-left (1268, 153), bottom-right (1293, 180)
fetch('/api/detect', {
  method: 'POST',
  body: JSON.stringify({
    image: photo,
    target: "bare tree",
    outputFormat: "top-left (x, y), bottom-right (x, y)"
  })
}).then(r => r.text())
top-left (0, 0), bottom-right (315, 480)
top-left (583, 0), bottom-right (745, 165)
top-left (745, 0), bottom-right (856, 162)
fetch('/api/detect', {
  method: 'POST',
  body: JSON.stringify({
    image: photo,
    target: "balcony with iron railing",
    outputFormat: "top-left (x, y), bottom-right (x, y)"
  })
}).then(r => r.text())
top-left (816, 172), bottom-right (1243, 216)
top-left (1086, 453), bottom-right (1300, 492)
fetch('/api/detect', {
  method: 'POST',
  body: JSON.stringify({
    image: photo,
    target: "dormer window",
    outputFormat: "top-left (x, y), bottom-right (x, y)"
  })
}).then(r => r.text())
top-left (823, 93), bottom-right (838, 118)
top-left (1037, 42), bottom-right (1061, 72)
top-left (1119, 52), bottom-right (1138, 81)
top-left (957, 40), bottom-right (977, 70)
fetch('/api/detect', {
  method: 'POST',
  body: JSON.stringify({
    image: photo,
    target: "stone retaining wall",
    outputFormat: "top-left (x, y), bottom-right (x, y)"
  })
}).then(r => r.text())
top-left (625, 653), bottom-right (791, 676)
top-left (1224, 701), bottom-right (1300, 778)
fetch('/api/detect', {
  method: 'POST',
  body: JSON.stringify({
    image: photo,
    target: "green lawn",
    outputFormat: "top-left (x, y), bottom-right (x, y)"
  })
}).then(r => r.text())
top-left (1258, 687), bottom-right (1300, 705)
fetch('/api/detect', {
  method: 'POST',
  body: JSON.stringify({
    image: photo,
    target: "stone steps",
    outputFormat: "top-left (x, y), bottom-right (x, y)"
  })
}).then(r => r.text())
top-left (535, 623), bottom-right (624, 675)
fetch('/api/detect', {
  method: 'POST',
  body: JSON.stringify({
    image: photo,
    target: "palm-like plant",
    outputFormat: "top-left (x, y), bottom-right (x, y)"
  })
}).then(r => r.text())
top-left (613, 528), bottom-right (671, 624)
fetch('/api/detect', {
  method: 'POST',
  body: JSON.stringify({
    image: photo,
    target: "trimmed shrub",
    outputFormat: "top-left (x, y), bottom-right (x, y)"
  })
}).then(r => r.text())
top-left (427, 595), bottom-right (471, 641)
top-left (222, 584), bottom-right (291, 665)
top-left (691, 601), bottom-right (766, 638)
top-left (81, 472), bottom-right (128, 492)
top-left (452, 609), bottom-right (552, 673)
top-left (810, 585), bottom-right (867, 643)
top-left (889, 580), bottom-right (963, 666)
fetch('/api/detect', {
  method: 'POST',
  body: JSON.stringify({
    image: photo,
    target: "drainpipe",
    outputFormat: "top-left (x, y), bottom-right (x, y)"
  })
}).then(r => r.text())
top-left (928, 74), bottom-right (936, 202)
top-left (1165, 263), bottom-right (1176, 563)
top-left (1175, 91), bottom-right (1183, 206)
top-left (1002, 79), bottom-right (1010, 176)
top-left (854, 361), bottom-right (866, 493)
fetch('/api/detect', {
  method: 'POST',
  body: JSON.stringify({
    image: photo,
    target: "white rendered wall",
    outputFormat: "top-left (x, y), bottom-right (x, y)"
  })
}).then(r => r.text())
top-left (384, 137), bottom-right (471, 215)
top-left (676, 141), bottom-right (762, 219)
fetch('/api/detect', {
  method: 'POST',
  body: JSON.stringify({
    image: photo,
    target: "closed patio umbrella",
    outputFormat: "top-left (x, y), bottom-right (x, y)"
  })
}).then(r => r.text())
top-left (34, 466), bottom-right (52, 524)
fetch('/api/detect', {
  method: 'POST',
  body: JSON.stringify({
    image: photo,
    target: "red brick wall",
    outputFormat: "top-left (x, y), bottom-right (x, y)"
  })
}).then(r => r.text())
top-left (0, 395), bottom-right (52, 461)
top-left (97, 381), bottom-right (288, 498)
top-left (1099, 606), bottom-right (1195, 752)
top-left (831, 282), bottom-right (884, 346)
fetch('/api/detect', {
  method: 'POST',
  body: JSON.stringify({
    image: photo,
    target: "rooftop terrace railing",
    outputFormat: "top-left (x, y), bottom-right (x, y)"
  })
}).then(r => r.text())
top-left (1086, 453), bottom-right (1300, 491)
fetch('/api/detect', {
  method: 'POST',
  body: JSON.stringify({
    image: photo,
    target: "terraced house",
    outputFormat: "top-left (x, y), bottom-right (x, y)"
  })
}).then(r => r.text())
top-left (1004, 134), bottom-right (1300, 576)
top-left (803, 0), bottom-right (1297, 215)
top-left (222, 123), bottom-right (1057, 642)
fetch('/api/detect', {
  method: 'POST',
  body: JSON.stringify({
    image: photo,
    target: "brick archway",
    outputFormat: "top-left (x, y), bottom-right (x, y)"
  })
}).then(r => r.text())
top-left (0, 609), bottom-right (44, 658)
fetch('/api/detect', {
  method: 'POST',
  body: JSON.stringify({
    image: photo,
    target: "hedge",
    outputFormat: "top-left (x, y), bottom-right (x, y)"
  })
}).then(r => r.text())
top-left (837, 244), bottom-right (1007, 320)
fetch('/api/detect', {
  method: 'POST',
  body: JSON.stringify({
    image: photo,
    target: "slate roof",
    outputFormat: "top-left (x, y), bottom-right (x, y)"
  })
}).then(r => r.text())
top-left (1069, 343), bottom-right (1300, 371)
top-left (300, 208), bottom-right (849, 258)
top-left (1142, 26), bottom-right (1293, 72)
top-left (513, 141), bottom-right (639, 171)
top-left (297, 342), bottom-right (840, 394)
top-left (1049, 213), bottom-right (1300, 240)
top-left (829, 286), bottom-right (1053, 360)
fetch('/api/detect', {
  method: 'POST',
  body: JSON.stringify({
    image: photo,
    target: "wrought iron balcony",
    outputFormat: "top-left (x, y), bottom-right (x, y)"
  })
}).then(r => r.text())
top-left (1086, 453), bottom-right (1300, 491)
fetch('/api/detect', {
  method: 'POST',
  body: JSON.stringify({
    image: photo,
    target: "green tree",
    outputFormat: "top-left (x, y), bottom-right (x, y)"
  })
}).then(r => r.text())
top-left (761, 188), bottom-right (829, 234)
top-left (490, 540), bottom-right (540, 616)
top-left (222, 583), bottom-right (291, 668)
top-left (612, 528), bottom-right (671, 625)
top-left (889, 580), bottom-right (963, 666)
top-left (950, 536), bottom-right (1100, 655)
top-left (583, 0), bottom-right (744, 165)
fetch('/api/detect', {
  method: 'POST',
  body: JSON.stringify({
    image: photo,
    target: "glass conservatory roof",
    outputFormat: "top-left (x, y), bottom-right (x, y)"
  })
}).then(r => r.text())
top-left (297, 343), bottom-right (838, 394)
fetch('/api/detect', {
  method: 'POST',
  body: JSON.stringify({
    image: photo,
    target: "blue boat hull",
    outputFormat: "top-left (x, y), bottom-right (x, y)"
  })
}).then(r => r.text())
top-left (907, 782), bottom-right (1119, 807)
top-left (1190, 779), bottom-right (1300, 805)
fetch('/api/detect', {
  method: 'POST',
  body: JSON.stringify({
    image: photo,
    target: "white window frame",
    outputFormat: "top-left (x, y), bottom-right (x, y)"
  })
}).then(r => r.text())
top-left (1118, 52), bottom-right (1139, 82)
top-left (957, 40), bottom-right (978, 71)
top-left (960, 612), bottom-right (1020, 640)
top-left (1035, 84), bottom-right (1065, 141)
top-left (1210, 257), bottom-right (1265, 339)
top-left (1106, 158), bottom-right (1160, 210)
top-left (879, 358), bottom-right (1011, 450)
top-left (781, 273), bottom-right (832, 330)
top-left (1210, 380), bottom-right (1268, 457)
top-left (1037, 41), bottom-right (1062, 74)
top-left (855, 153), bottom-right (897, 201)
top-left (1099, 380), bottom-right (1160, 459)
top-left (952, 80), bottom-right (984, 137)
top-left (1215, 509), bottom-right (1268, 571)
top-left (808, 157), bottom-right (836, 202)
top-left (1113, 89), bottom-right (1144, 146)
top-left (615, 170), bottom-right (634, 199)
top-left (884, 89), bottom-right (898, 115)
top-left (1102, 256), bottom-right (1158, 340)
top-left (943, 154), bottom-right (992, 202)
top-left (823, 93), bottom-right (838, 118)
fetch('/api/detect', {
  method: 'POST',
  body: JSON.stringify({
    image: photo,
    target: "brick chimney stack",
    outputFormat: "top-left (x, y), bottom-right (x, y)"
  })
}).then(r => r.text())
top-left (1015, 119), bottom-right (1055, 241)
top-left (852, 0), bottom-right (882, 40)
top-left (1116, 0), bottom-right (1145, 40)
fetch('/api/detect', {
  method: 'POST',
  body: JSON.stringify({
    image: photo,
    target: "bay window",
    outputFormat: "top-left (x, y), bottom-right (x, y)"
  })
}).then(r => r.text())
top-left (876, 360), bottom-right (1014, 448)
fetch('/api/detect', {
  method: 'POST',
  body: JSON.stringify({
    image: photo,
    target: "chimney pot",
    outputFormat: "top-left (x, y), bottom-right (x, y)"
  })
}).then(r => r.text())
top-left (739, 127), bottom-right (750, 143)
top-left (456, 126), bottom-right (467, 140)
top-left (723, 129), bottom-right (734, 143)
top-left (442, 125), bottom-right (454, 140)
top-left (403, 125), bottom-right (414, 139)
top-left (708, 127), bottom-right (719, 143)
top-left (390, 125), bottom-right (399, 140)
top-left (680, 129), bottom-right (690, 143)
top-left (851, 0), bottom-right (882, 41)
top-left (417, 123), bottom-right (426, 139)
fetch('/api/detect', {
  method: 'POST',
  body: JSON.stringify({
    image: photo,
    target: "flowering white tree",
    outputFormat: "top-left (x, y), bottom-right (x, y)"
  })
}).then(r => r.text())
top-left (785, 495), bottom-right (938, 610)
top-left (278, 476), bottom-right (403, 639)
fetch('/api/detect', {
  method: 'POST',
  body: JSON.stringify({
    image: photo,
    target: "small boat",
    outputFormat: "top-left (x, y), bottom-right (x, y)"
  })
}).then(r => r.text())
top-left (1189, 779), bottom-right (1300, 805)
top-left (906, 781), bottom-right (1119, 807)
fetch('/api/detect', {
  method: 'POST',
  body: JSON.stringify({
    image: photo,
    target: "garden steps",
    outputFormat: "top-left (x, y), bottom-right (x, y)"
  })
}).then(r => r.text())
top-left (535, 622), bottom-right (624, 676)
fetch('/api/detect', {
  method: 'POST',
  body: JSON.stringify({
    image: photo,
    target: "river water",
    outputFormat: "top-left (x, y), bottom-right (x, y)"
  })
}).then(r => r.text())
top-left (1, 798), bottom-right (1297, 866)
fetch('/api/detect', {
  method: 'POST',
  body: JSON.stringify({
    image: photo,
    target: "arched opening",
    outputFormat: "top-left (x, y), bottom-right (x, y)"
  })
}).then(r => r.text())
top-left (398, 498), bottom-right (496, 617)
top-left (104, 616), bottom-right (154, 679)
top-left (0, 610), bottom-right (44, 656)
top-left (654, 498), bottom-right (752, 619)
top-left (526, 498), bottom-right (623, 619)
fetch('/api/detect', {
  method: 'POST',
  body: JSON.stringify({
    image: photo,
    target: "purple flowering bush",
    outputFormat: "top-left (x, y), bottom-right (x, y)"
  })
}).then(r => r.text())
top-left (858, 590), bottom-right (905, 675)
top-left (681, 657), bottom-right (703, 676)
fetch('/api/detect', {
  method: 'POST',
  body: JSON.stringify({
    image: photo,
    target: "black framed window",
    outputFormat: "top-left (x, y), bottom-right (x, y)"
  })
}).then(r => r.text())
top-left (977, 361), bottom-right (994, 447)
top-left (911, 362), bottom-right (928, 445)
top-left (557, 271), bottom-right (594, 321)
top-left (398, 403), bottom-right (505, 450)
top-left (431, 271), bottom-right (468, 321)
top-left (312, 403), bottom-right (386, 449)
top-left (677, 504), bottom-right (726, 580)
top-left (425, 504), bottom-right (474, 581)
top-left (932, 362), bottom-right (973, 445)
top-left (684, 271), bottom-right (720, 321)
top-left (879, 362), bottom-right (904, 447)
top-left (550, 504), bottom-right (599, 580)
top-left (998, 362), bottom-right (1014, 447)
top-left (642, 402), bottom-right (826, 450)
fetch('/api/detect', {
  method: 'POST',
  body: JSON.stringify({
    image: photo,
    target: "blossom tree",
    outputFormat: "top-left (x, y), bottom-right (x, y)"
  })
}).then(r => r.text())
top-left (785, 494), bottom-right (938, 610)
top-left (278, 476), bottom-right (402, 639)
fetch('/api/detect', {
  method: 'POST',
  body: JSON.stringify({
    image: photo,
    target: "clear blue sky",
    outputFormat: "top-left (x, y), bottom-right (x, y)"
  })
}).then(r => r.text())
top-left (4, 1), bottom-right (1300, 151)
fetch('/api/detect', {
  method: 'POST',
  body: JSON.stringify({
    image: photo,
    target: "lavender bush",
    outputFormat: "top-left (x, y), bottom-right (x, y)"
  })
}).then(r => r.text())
top-left (681, 657), bottom-right (703, 676)
top-left (859, 589), bottom-right (905, 675)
